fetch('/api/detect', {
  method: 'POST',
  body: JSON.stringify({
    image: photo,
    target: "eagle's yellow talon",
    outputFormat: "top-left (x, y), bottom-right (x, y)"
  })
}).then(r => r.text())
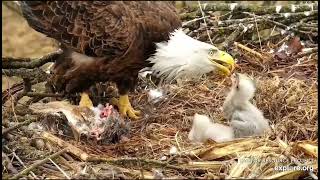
top-left (127, 109), bottom-right (140, 120)
top-left (110, 95), bottom-right (140, 120)
top-left (79, 92), bottom-right (93, 108)
top-left (110, 97), bottom-right (120, 107)
top-left (132, 109), bottom-right (141, 116)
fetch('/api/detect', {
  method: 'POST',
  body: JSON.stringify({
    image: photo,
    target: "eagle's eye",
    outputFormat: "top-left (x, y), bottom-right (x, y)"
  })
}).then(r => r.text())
top-left (209, 49), bottom-right (215, 56)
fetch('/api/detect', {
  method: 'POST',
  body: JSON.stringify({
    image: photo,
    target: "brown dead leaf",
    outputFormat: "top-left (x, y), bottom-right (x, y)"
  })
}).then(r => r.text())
top-left (274, 51), bottom-right (289, 61)
top-left (288, 37), bottom-right (304, 55)
top-left (274, 36), bottom-right (304, 61)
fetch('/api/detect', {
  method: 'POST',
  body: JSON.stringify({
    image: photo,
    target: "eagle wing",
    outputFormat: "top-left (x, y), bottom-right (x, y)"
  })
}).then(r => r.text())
top-left (20, 1), bottom-right (181, 59)
top-left (20, 1), bottom-right (138, 59)
top-left (20, 1), bottom-right (181, 94)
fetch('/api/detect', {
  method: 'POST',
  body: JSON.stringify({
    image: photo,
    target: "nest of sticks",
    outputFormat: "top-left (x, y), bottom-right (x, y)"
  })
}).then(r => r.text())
top-left (2, 2), bottom-right (318, 179)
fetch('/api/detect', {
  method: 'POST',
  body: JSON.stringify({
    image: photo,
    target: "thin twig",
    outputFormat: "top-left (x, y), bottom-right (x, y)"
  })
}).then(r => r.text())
top-left (234, 42), bottom-right (264, 60)
top-left (11, 151), bottom-right (38, 179)
top-left (182, 16), bottom-right (210, 27)
top-left (174, 131), bottom-right (183, 153)
top-left (294, 47), bottom-right (318, 59)
top-left (22, 92), bottom-right (111, 99)
top-left (49, 158), bottom-right (71, 180)
top-left (197, 1), bottom-right (213, 44)
top-left (2, 152), bottom-right (18, 174)
top-left (2, 73), bottom-right (19, 122)
top-left (252, 13), bottom-right (263, 52)
top-left (10, 148), bottom-right (68, 180)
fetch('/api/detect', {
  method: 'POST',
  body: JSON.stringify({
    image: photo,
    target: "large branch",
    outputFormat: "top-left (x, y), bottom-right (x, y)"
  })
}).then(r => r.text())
top-left (205, 11), bottom-right (318, 27)
top-left (2, 67), bottom-right (51, 105)
top-left (2, 50), bottom-right (62, 69)
top-left (242, 12), bottom-right (317, 37)
top-left (2, 68), bottom-right (49, 81)
top-left (217, 26), bottom-right (244, 50)
top-left (182, 2), bottom-right (318, 19)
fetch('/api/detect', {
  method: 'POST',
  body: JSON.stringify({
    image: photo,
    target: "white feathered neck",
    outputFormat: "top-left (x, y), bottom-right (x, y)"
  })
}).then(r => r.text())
top-left (226, 74), bottom-right (256, 105)
top-left (147, 29), bottom-right (216, 82)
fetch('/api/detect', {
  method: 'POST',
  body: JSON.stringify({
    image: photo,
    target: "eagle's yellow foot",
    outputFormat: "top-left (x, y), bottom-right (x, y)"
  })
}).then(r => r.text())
top-left (79, 92), bottom-right (93, 108)
top-left (110, 95), bottom-right (141, 120)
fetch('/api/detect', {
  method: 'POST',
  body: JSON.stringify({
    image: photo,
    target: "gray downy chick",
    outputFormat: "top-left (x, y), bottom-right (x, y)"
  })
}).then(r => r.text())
top-left (223, 73), bottom-right (271, 138)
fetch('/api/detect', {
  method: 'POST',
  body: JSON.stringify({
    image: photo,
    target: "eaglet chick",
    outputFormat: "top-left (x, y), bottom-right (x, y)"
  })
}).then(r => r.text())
top-left (188, 73), bottom-right (271, 144)
top-left (223, 73), bottom-right (271, 138)
top-left (188, 113), bottom-right (234, 143)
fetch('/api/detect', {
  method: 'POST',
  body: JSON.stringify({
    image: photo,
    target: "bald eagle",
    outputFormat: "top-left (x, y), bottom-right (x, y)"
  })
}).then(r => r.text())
top-left (20, 1), bottom-right (235, 120)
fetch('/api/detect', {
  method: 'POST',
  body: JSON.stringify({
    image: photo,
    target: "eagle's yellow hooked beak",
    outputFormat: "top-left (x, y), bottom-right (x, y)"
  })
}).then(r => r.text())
top-left (208, 50), bottom-right (235, 76)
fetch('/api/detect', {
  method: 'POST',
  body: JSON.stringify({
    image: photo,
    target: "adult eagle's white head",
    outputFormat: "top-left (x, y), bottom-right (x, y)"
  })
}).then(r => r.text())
top-left (148, 29), bottom-right (235, 82)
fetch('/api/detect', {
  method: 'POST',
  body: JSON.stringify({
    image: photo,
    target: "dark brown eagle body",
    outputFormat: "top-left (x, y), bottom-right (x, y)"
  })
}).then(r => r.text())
top-left (20, 1), bottom-right (181, 94)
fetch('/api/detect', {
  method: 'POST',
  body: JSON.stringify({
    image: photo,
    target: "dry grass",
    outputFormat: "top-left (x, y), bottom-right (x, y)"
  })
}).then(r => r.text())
top-left (2, 3), bottom-right (318, 179)
top-left (7, 57), bottom-right (313, 178)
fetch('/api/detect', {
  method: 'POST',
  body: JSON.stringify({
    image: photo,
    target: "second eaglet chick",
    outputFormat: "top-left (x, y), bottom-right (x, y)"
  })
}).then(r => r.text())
top-left (223, 73), bottom-right (271, 138)
top-left (188, 113), bottom-right (234, 143)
